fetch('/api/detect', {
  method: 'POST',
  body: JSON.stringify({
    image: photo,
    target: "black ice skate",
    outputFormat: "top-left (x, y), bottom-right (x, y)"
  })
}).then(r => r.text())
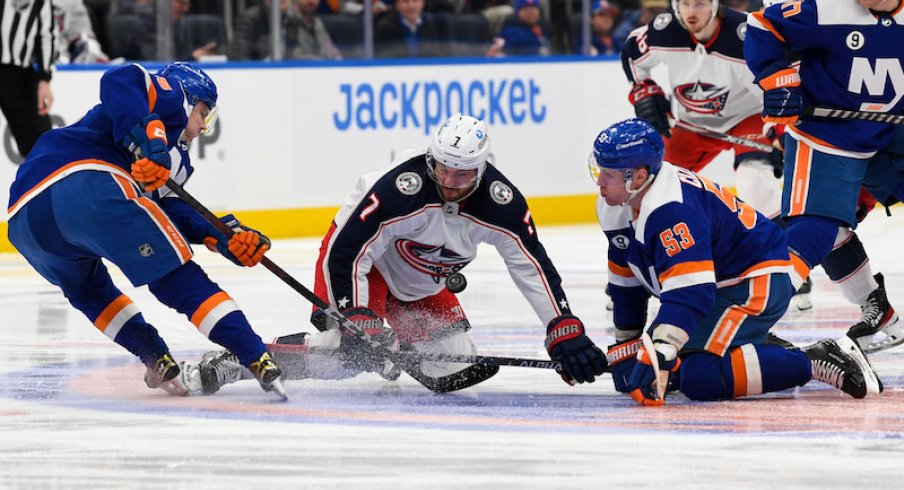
top-left (249, 351), bottom-right (288, 401)
top-left (144, 353), bottom-right (187, 396)
top-left (803, 337), bottom-right (883, 399)
top-left (791, 277), bottom-right (813, 311)
top-left (847, 273), bottom-right (903, 353)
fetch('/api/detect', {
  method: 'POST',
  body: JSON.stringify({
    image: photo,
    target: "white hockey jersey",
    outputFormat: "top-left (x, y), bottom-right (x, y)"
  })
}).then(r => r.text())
top-left (321, 151), bottom-right (572, 325)
top-left (622, 8), bottom-right (762, 133)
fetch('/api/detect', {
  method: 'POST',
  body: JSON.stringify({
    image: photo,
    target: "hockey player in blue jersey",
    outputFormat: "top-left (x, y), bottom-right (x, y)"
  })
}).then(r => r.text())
top-left (6, 63), bottom-right (286, 399)
top-left (592, 118), bottom-right (882, 405)
top-left (745, 0), bottom-right (904, 352)
top-left (193, 113), bottom-right (608, 395)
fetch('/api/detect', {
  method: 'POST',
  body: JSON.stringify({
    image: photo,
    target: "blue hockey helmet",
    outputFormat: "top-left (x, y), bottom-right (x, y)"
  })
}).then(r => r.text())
top-left (590, 118), bottom-right (664, 179)
top-left (157, 63), bottom-right (218, 109)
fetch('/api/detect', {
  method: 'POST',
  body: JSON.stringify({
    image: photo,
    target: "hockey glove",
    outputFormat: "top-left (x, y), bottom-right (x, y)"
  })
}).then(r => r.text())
top-left (629, 80), bottom-right (673, 137)
top-left (203, 214), bottom-right (271, 267)
top-left (123, 114), bottom-right (171, 192)
top-left (607, 338), bottom-right (642, 393)
top-left (755, 62), bottom-right (802, 125)
top-left (626, 325), bottom-right (687, 406)
top-left (338, 307), bottom-right (400, 379)
top-left (545, 315), bottom-right (607, 385)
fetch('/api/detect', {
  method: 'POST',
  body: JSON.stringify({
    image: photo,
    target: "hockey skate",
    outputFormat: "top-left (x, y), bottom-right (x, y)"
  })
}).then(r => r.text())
top-left (803, 337), bottom-right (883, 399)
top-left (846, 273), bottom-right (902, 353)
top-left (144, 353), bottom-right (187, 396)
top-left (249, 352), bottom-right (288, 401)
top-left (178, 349), bottom-right (246, 396)
top-left (791, 277), bottom-right (813, 311)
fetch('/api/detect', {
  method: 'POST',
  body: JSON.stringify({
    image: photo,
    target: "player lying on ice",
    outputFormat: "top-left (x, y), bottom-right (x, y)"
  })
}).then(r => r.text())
top-left (7, 63), bottom-right (286, 399)
top-left (592, 119), bottom-right (883, 405)
top-left (176, 113), bottom-right (608, 396)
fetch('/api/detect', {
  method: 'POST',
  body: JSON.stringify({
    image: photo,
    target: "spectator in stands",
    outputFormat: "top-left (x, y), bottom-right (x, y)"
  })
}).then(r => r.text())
top-left (54, 0), bottom-right (111, 64)
top-left (287, 0), bottom-right (343, 59)
top-left (374, 0), bottom-right (450, 58)
top-left (488, 0), bottom-right (551, 57)
top-left (138, 0), bottom-right (221, 61)
top-left (231, 0), bottom-right (292, 60)
top-left (585, 0), bottom-right (622, 55)
top-left (612, 0), bottom-right (668, 47)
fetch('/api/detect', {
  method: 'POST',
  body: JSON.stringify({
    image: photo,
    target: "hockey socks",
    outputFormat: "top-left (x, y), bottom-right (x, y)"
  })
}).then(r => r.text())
top-left (821, 229), bottom-right (878, 306)
top-left (678, 344), bottom-right (810, 401)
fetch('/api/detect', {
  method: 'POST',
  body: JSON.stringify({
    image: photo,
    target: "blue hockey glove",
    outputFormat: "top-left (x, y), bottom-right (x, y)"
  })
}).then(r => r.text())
top-left (755, 63), bottom-right (802, 125)
top-left (545, 315), bottom-right (607, 385)
top-left (203, 214), bottom-right (271, 267)
top-left (122, 114), bottom-right (171, 192)
top-left (338, 307), bottom-right (400, 379)
top-left (607, 338), bottom-right (642, 393)
top-left (626, 325), bottom-right (687, 406)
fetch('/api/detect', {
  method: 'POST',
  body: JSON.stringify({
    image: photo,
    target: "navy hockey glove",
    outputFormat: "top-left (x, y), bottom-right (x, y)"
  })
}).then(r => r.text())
top-left (545, 315), bottom-right (607, 385)
top-left (755, 62), bottom-right (802, 125)
top-left (607, 338), bottom-right (642, 393)
top-left (203, 214), bottom-right (271, 267)
top-left (629, 80), bottom-right (673, 137)
top-left (626, 325), bottom-right (687, 406)
top-left (338, 307), bottom-right (400, 379)
top-left (123, 114), bottom-right (171, 192)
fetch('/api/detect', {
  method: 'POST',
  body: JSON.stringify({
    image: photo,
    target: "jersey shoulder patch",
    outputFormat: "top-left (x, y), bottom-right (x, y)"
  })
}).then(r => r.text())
top-left (489, 180), bottom-right (514, 205)
top-left (652, 13), bottom-right (674, 31)
top-left (395, 171), bottom-right (423, 195)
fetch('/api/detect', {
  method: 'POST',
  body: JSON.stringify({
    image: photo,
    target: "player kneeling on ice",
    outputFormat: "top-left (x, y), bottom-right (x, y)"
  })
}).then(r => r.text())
top-left (185, 113), bottom-right (607, 395)
top-left (591, 119), bottom-right (883, 405)
top-left (7, 63), bottom-right (286, 400)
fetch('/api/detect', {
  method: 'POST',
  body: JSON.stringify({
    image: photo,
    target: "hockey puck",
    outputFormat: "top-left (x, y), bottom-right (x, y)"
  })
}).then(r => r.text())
top-left (445, 272), bottom-right (467, 293)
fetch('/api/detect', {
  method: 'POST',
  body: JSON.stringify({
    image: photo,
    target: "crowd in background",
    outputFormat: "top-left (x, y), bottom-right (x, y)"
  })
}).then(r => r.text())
top-left (62, 0), bottom-right (764, 63)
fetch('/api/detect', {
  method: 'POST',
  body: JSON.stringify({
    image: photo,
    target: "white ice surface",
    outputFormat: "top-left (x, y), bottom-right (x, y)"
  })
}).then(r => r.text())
top-left (2, 213), bottom-right (903, 489)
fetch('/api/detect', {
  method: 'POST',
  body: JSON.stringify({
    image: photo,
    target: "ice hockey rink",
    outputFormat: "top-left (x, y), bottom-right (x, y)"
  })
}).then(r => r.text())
top-left (2, 212), bottom-right (903, 489)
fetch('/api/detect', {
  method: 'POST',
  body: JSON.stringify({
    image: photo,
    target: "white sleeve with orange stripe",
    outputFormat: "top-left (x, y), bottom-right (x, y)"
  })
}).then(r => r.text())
top-left (596, 196), bottom-right (643, 288)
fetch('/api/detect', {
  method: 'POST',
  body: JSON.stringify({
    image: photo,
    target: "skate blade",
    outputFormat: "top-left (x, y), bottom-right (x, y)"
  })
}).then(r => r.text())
top-left (268, 378), bottom-right (289, 402)
top-left (836, 336), bottom-right (883, 396)
top-left (862, 316), bottom-right (904, 354)
top-left (158, 378), bottom-right (188, 397)
top-left (791, 293), bottom-right (812, 311)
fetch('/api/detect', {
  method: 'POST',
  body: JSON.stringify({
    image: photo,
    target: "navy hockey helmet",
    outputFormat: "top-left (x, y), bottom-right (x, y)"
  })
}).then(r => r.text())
top-left (158, 63), bottom-right (218, 109)
top-left (591, 118), bottom-right (664, 178)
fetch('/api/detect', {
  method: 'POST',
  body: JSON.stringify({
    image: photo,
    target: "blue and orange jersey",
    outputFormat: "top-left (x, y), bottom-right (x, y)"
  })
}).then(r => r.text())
top-left (8, 63), bottom-right (193, 218)
top-left (598, 162), bottom-right (792, 336)
top-left (745, 0), bottom-right (904, 157)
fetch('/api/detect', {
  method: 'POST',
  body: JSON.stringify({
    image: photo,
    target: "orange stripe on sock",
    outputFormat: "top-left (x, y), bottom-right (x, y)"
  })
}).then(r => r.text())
top-left (730, 347), bottom-right (748, 399)
top-left (789, 253), bottom-right (810, 283)
top-left (191, 291), bottom-right (232, 329)
top-left (94, 294), bottom-right (133, 332)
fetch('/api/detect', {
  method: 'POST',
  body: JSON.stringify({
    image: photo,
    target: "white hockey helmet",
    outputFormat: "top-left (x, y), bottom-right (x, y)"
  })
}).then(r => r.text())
top-left (426, 113), bottom-right (491, 189)
top-left (671, 0), bottom-right (719, 30)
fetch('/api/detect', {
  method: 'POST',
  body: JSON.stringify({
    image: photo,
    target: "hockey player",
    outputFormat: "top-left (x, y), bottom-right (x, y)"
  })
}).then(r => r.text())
top-left (188, 113), bottom-right (607, 395)
top-left (592, 118), bottom-right (882, 405)
top-left (6, 63), bottom-right (286, 399)
top-left (622, 0), bottom-right (784, 222)
top-left (745, 0), bottom-right (904, 352)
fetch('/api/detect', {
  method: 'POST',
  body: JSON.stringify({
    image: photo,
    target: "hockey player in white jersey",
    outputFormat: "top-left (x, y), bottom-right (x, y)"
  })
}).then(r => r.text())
top-left (183, 114), bottom-right (607, 395)
top-left (622, 0), bottom-right (785, 223)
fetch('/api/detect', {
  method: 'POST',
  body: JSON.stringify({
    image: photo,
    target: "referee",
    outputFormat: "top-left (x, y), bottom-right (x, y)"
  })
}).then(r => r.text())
top-left (1, 0), bottom-right (56, 158)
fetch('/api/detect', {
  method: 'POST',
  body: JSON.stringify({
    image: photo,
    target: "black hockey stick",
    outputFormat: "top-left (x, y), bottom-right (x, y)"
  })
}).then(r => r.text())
top-left (163, 179), bottom-right (577, 373)
top-left (804, 106), bottom-right (904, 125)
top-left (267, 342), bottom-right (593, 371)
top-left (673, 120), bottom-right (775, 152)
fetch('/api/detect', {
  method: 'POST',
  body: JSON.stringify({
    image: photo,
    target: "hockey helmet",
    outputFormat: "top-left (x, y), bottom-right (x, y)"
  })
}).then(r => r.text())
top-left (158, 62), bottom-right (218, 109)
top-left (427, 113), bottom-right (491, 189)
top-left (590, 118), bottom-right (664, 180)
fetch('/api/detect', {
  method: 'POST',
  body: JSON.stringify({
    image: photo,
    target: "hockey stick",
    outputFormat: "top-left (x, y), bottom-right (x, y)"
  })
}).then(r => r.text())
top-left (267, 342), bottom-right (597, 371)
top-left (673, 120), bottom-right (775, 152)
top-left (804, 106), bottom-right (904, 125)
top-left (163, 179), bottom-right (578, 374)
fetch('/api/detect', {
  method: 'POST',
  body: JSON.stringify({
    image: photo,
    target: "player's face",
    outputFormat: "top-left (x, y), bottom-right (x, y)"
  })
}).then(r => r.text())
top-left (433, 162), bottom-right (479, 201)
top-left (184, 102), bottom-right (212, 144)
top-left (678, 0), bottom-right (713, 34)
top-left (859, 0), bottom-right (898, 11)
top-left (596, 168), bottom-right (631, 206)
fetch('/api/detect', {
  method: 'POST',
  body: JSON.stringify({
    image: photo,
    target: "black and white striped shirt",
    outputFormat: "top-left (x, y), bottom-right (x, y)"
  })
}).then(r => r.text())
top-left (0, 0), bottom-right (56, 79)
